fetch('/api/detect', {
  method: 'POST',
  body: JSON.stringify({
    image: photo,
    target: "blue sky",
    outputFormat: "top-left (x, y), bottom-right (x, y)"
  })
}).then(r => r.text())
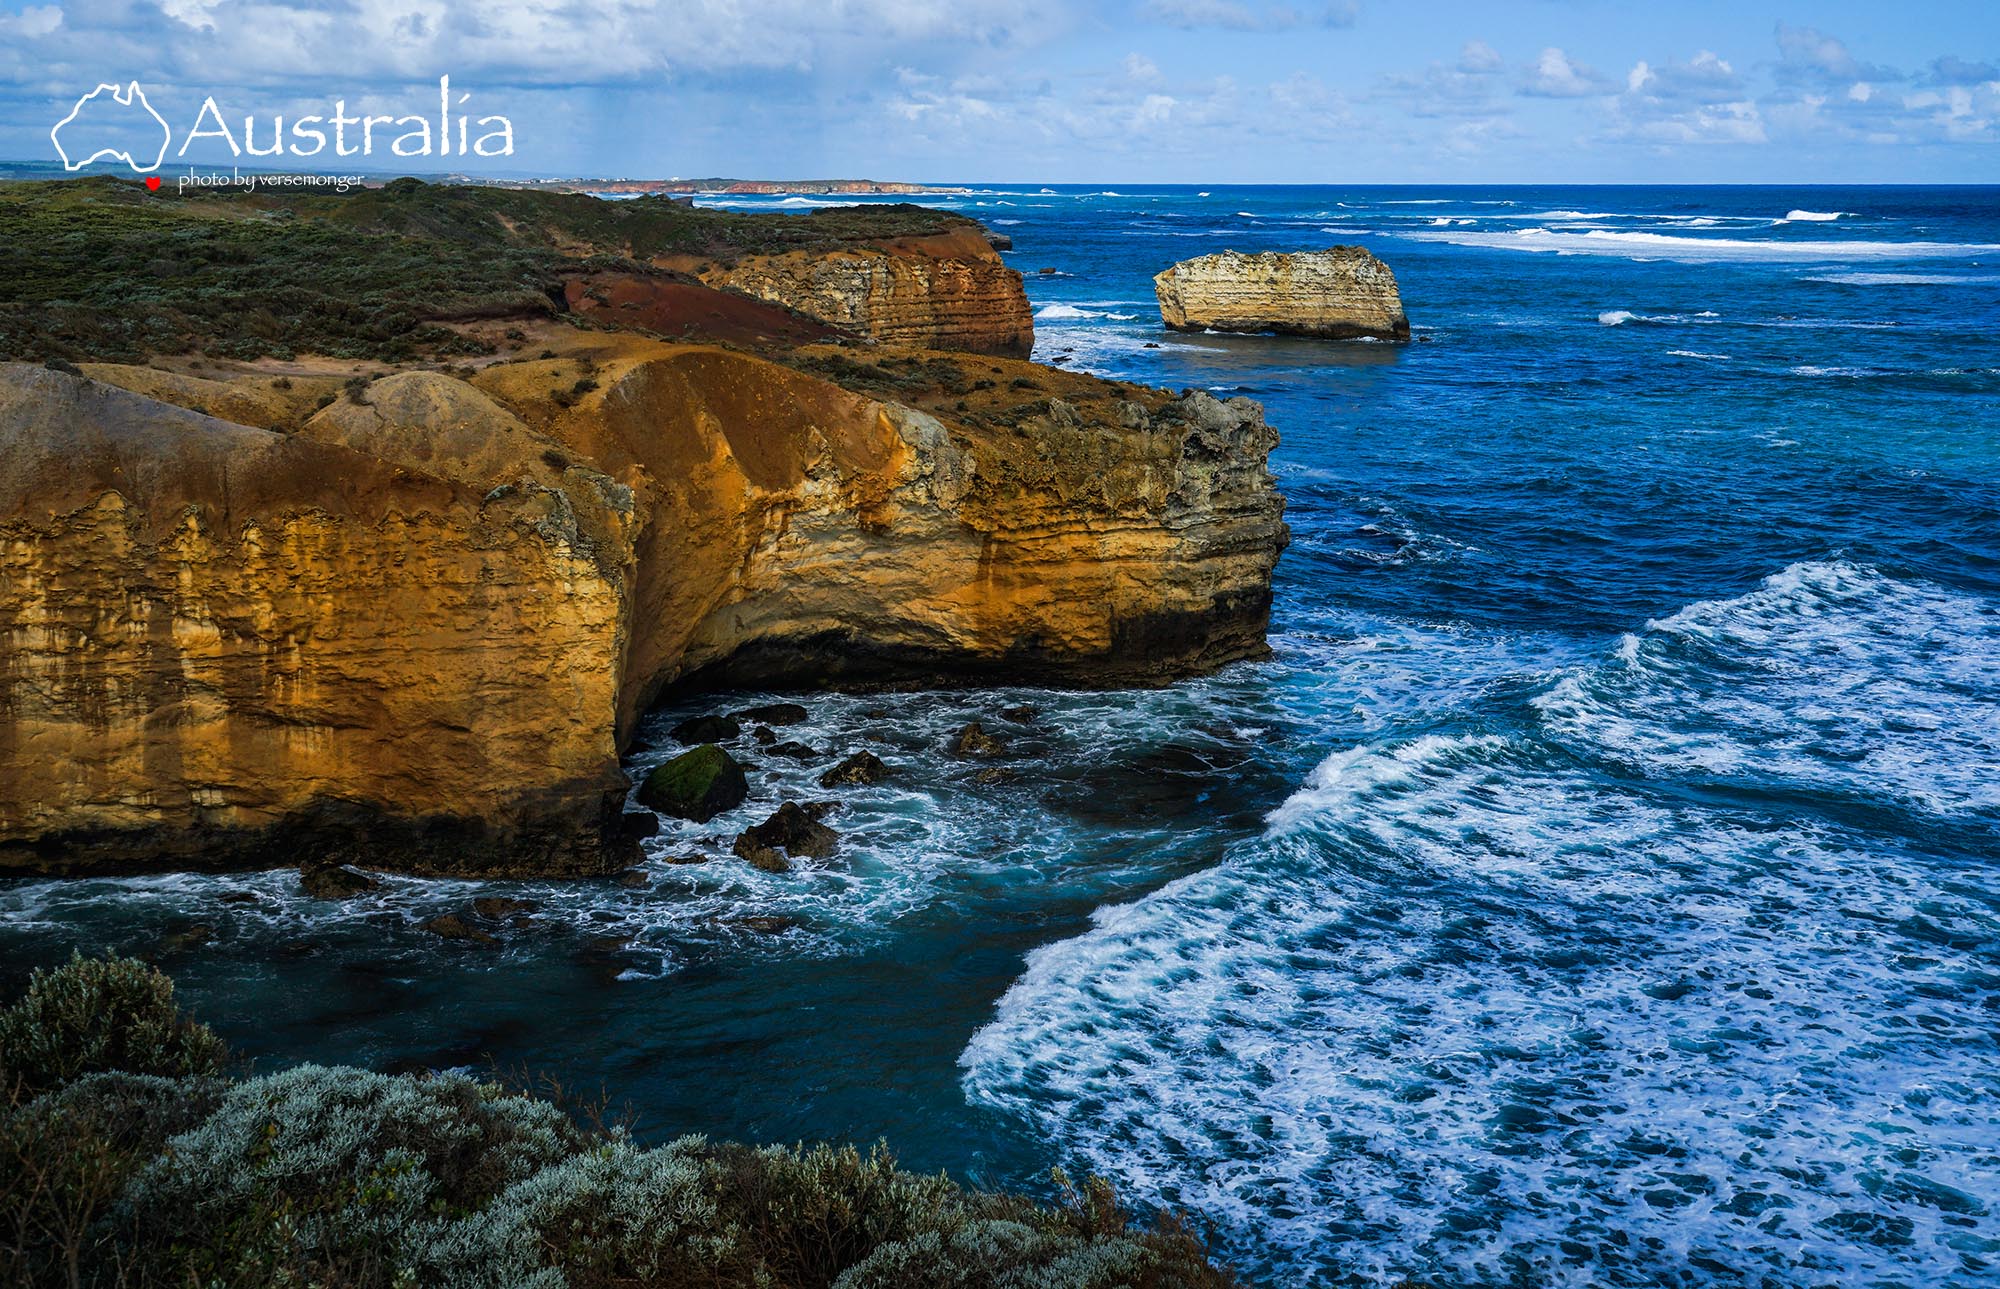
top-left (2, 0), bottom-right (1995, 182)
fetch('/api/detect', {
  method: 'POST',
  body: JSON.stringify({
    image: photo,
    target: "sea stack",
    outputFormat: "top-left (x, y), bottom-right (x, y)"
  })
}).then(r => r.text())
top-left (1153, 247), bottom-right (1410, 342)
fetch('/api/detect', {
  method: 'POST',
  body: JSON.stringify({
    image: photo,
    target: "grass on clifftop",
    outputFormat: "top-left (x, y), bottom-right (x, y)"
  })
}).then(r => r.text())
top-left (0, 955), bottom-right (1238, 1289)
top-left (0, 177), bottom-right (973, 365)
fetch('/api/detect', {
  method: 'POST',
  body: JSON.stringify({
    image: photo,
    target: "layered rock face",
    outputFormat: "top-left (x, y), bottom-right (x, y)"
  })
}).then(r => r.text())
top-left (674, 230), bottom-right (1034, 357)
top-left (0, 340), bottom-right (1285, 875)
top-left (0, 366), bottom-right (637, 875)
top-left (1154, 247), bottom-right (1410, 342)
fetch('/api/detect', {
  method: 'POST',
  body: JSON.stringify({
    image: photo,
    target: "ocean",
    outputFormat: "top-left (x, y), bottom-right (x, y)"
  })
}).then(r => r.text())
top-left (4, 185), bottom-right (1998, 1287)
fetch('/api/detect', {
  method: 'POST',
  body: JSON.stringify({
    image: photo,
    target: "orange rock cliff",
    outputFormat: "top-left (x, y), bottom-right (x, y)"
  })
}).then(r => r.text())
top-left (0, 321), bottom-right (1287, 875)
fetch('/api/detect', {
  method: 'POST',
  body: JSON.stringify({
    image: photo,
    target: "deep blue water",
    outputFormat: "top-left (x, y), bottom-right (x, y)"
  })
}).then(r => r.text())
top-left (5, 186), bottom-right (1999, 1287)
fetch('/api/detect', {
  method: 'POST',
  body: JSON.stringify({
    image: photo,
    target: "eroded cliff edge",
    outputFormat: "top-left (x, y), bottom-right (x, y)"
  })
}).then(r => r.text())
top-left (0, 179), bottom-right (1284, 876)
top-left (0, 343), bottom-right (1284, 875)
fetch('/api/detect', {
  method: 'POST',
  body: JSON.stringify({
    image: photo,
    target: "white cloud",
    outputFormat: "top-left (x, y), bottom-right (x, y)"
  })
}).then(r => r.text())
top-left (1521, 47), bottom-right (1613, 98)
top-left (0, 4), bottom-right (62, 38)
top-left (1774, 23), bottom-right (1897, 86)
top-left (1141, 0), bottom-right (1356, 31)
top-left (1124, 52), bottom-right (1162, 82)
top-left (1458, 40), bottom-right (1502, 75)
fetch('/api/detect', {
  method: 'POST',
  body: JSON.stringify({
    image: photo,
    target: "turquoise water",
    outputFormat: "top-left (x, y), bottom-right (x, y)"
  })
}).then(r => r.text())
top-left (5, 187), bottom-right (1999, 1287)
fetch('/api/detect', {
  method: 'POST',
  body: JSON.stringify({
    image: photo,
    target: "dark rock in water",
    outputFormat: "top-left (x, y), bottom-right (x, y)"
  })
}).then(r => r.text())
top-left (161, 922), bottom-right (215, 952)
top-left (472, 896), bottom-right (537, 919)
top-left (421, 912), bottom-right (497, 945)
top-left (950, 721), bottom-right (1006, 756)
top-left (637, 744), bottom-right (748, 821)
top-left (218, 890), bottom-right (262, 905)
top-left (767, 740), bottom-right (821, 761)
top-left (974, 766), bottom-right (1018, 785)
top-left (1143, 341), bottom-right (1161, 349)
top-left (730, 915), bottom-right (800, 935)
top-left (734, 838), bottom-right (790, 873)
top-left (670, 714), bottom-right (741, 744)
top-left (733, 800), bottom-right (839, 872)
top-left (300, 864), bottom-right (378, 900)
top-left (985, 231), bottom-right (1013, 251)
top-left (819, 751), bottom-right (890, 787)
top-left (663, 853), bottom-right (709, 865)
top-left (750, 726), bottom-right (778, 746)
top-left (613, 868), bottom-right (651, 889)
top-left (732, 702), bottom-right (809, 726)
top-left (1037, 267), bottom-right (1057, 275)
top-left (620, 811), bottom-right (660, 841)
top-left (998, 705), bottom-right (1039, 724)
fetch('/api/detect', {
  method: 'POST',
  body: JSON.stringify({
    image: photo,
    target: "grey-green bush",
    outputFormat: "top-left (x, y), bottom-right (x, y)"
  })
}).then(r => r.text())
top-left (0, 954), bottom-right (228, 1095)
top-left (0, 959), bottom-right (1239, 1288)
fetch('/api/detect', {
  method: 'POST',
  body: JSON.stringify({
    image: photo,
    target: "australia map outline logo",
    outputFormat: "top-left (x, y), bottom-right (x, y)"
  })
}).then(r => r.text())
top-left (51, 81), bottom-right (170, 172)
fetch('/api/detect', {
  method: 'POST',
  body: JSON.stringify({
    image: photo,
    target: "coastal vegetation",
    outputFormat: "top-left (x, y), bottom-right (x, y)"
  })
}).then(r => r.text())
top-left (0, 177), bottom-right (974, 365)
top-left (0, 956), bottom-right (1238, 1288)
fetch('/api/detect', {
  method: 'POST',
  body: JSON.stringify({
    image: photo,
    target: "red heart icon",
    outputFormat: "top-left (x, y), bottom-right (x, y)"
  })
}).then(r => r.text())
top-left (144, 176), bottom-right (161, 192)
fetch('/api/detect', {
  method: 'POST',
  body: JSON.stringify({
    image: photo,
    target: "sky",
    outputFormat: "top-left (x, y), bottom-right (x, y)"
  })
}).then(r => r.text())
top-left (2, 0), bottom-right (1996, 183)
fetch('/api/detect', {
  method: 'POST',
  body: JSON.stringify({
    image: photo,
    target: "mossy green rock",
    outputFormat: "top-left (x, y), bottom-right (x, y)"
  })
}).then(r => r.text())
top-left (638, 744), bottom-right (748, 822)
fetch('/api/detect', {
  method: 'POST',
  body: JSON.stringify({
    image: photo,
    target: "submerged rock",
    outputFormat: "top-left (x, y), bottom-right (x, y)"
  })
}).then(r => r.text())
top-left (612, 868), bottom-right (651, 889)
top-left (950, 721), bottom-right (1006, 756)
top-left (420, 912), bottom-right (497, 945)
top-left (299, 865), bottom-right (379, 900)
top-left (472, 896), bottom-right (537, 920)
top-left (998, 705), bottom-right (1039, 724)
top-left (732, 801), bottom-right (839, 873)
top-left (766, 740), bottom-right (821, 761)
top-left (1153, 247), bottom-right (1409, 342)
top-left (637, 745), bottom-right (749, 822)
top-left (670, 714), bottom-right (742, 744)
top-left (733, 702), bottom-right (810, 726)
top-left (819, 751), bottom-right (890, 787)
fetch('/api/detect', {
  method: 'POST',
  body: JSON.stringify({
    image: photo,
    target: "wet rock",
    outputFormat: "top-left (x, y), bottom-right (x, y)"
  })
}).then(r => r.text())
top-left (974, 766), bottom-right (1018, 785)
top-left (472, 896), bottom-right (537, 919)
top-left (420, 912), bottom-right (497, 945)
top-left (767, 740), bottom-right (821, 761)
top-left (950, 721), bottom-right (1006, 756)
top-left (300, 864), bottom-right (379, 900)
top-left (984, 231), bottom-right (1013, 251)
top-left (663, 853), bottom-right (710, 866)
top-left (732, 800), bottom-right (839, 873)
top-left (161, 922), bottom-right (215, 952)
top-left (750, 726), bottom-right (778, 746)
top-left (732, 702), bottom-right (809, 726)
top-left (998, 705), bottom-right (1039, 724)
top-left (613, 868), bottom-right (651, 889)
top-left (620, 811), bottom-right (660, 841)
top-left (218, 890), bottom-right (262, 905)
top-left (670, 714), bottom-right (741, 744)
top-left (1037, 267), bottom-right (1057, 275)
top-left (734, 839), bottom-right (791, 873)
top-left (819, 751), bottom-right (890, 787)
top-left (637, 744), bottom-right (748, 822)
top-left (730, 915), bottom-right (801, 935)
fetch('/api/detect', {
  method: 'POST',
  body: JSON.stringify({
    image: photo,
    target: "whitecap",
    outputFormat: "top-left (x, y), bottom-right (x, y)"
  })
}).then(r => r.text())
top-left (1399, 227), bottom-right (2000, 262)
top-left (1782, 209), bottom-right (1846, 222)
top-left (1034, 304), bottom-right (1103, 320)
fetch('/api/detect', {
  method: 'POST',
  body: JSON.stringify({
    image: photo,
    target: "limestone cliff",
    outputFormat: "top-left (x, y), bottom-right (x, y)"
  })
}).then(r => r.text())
top-left (0, 337), bottom-right (1285, 876)
top-left (1154, 247), bottom-right (1410, 342)
top-left (0, 366), bottom-right (637, 875)
top-left (667, 229), bottom-right (1034, 357)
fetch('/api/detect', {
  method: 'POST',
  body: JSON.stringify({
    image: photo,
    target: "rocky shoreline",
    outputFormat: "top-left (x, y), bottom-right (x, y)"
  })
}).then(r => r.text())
top-left (0, 180), bottom-right (1288, 879)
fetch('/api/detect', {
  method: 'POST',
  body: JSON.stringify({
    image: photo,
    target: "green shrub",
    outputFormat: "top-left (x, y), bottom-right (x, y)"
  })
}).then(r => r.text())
top-left (0, 962), bottom-right (1238, 1288)
top-left (123, 1064), bottom-right (584, 1284)
top-left (0, 1072), bottom-right (225, 1287)
top-left (0, 955), bottom-right (228, 1096)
